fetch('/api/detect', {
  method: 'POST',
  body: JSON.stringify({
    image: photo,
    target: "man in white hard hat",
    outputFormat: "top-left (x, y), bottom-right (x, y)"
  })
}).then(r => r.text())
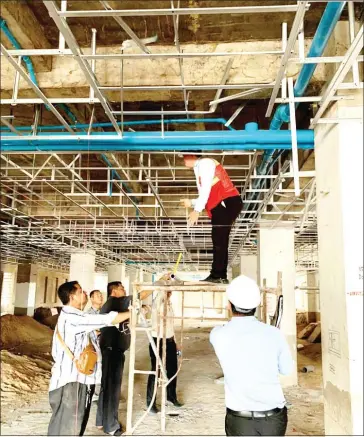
top-left (180, 153), bottom-right (242, 284)
top-left (210, 275), bottom-right (293, 436)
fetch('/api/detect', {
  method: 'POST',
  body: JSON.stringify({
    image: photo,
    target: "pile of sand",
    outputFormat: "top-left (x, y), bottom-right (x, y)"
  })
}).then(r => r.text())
top-left (1, 350), bottom-right (52, 422)
top-left (0, 314), bottom-right (53, 351)
top-left (1, 350), bottom-right (51, 394)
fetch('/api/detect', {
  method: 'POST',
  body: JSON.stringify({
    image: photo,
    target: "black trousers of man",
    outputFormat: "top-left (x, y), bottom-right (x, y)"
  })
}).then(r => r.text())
top-left (48, 382), bottom-right (95, 436)
top-left (147, 337), bottom-right (178, 406)
top-left (96, 347), bottom-right (125, 434)
top-left (210, 195), bottom-right (243, 279)
top-left (225, 407), bottom-right (288, 436)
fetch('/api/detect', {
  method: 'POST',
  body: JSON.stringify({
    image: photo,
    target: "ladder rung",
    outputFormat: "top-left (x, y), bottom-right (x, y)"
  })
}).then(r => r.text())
top-left (134, 370), bottom-right (157, 375)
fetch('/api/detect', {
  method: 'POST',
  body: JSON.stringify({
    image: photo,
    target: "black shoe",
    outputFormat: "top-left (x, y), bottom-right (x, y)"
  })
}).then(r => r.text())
top-left (107, 426), bottom-right (122, 436)
top-left (147, 404), bottom-right (159, 414)
top-left (168, 398), bottom-right (184, 407)
top-left (201, 275), bottom-right (229, 284)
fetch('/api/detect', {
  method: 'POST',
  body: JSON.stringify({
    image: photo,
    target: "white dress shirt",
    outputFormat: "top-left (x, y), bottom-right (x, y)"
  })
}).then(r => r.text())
top-left (151, 294), bottom-right (175, 339)
top-left (210, 316), bottom-right (293, 412)
top-left (49, 305), bottom-right (117, 392)
top-left (191, 158), bottom-right (216, 213)
top-left (87, 306), bottom-right (100, 315)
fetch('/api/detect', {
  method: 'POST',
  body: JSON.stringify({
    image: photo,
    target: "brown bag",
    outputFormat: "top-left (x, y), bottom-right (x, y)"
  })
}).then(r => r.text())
top-left (56, 326), bottom-right (97, 375)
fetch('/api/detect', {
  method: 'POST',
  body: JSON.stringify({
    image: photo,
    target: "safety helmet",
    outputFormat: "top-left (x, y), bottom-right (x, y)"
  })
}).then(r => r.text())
top-left (226, 275), bottom-right (261, 312)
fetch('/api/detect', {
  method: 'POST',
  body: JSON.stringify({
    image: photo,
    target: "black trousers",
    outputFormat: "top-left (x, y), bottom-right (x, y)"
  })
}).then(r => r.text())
top-left (96, 348), bottom-right (125, 433)
top-left (147, 337), bottom-right (178, 406)
top-left (48, 382), bottom-right (95, 436)
top-left (211, 195), bottom-right (243, 279)
top-left (225, 407), bottom-right (288, 436)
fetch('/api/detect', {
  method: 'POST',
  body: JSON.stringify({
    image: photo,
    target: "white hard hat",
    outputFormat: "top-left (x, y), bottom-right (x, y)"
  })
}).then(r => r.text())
top-left (226, 275), bottom-right (261, 311)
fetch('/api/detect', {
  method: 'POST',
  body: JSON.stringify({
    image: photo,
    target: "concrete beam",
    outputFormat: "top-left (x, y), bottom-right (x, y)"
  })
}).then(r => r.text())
top-left (0, 1), bottom-right (52, 72)
top-left (0, 40), bottom-right (329, 102)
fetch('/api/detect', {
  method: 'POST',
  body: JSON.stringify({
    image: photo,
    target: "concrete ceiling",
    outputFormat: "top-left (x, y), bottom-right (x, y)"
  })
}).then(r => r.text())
top-left (1, 1), bottom-right (361, 271)
top-left (26, 1), bottom-right (331, 47)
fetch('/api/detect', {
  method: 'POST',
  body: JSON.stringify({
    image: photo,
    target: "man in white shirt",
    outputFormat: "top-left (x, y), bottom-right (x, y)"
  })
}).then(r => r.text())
top-left (180, 153), bottom-right (242, 283)
top-left (210, 275), bottom-right (294, 436)
top-left (146, 291), bottom-right (182, 413)
top-left (48, 281), bottom-right (130, 436)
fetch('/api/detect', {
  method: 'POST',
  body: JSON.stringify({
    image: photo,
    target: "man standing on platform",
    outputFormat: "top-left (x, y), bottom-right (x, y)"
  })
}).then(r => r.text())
top-left (180, 153), bottom-right (243, 284)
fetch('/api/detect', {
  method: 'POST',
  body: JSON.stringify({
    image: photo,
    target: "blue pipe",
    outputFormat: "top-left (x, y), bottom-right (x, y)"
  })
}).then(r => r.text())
top-left (243, 2), bottom-right (345, 212)
top-left (0, 118), bottom-right (232, 133)
top-left (269, 2), bottom-right (346, 133)
top-left (262, 2), bottom-right (345, 167)
top-left (0, 128), bottom-right (314, 152)
top-left (0, 18), bottom-right (38, 85)
top-left (0, 18), bottom-right (78, 125)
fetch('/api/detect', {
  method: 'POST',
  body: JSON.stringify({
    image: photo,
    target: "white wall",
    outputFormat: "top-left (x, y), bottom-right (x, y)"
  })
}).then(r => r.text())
top-left (1, 263), bottom-right (18, 315)
top-left (35, 267), bottom-right (69, 307)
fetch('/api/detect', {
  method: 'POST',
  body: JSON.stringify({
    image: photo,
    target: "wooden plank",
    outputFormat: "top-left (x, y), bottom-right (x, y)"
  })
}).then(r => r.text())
top-left (298, 322), bottom-right (318, 339)
top-left (308, 323), bottom-right (321, 343)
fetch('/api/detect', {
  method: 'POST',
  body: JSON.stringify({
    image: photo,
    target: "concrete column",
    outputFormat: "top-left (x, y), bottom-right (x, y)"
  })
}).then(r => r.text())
top-left (1, 263), bottom-right (18, 315)
top-left (306, 271), bottom-right (319, 323)
top-left (258, 224), bottom-right (297, 387)
top-left (69, 250), bottom-right (95, 294)
top-left (138, 268), bottom-right (144, 283)
top-left (231, 263), bottom-right (240, 279)
top-left (315, 92), bottom-right (363, 435)
top-left (93, 271), bottom-right (108, 303)
top-left (14, 263), bottom-right (38, 316)
top-left (240, 254), bottom-right (258, 282)
top-left (108, 263), bottom-right (130, 295)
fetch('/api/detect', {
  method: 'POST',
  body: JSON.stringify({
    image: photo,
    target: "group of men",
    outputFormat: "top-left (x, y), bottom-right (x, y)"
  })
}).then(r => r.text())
top-left (47, 280), bottom-right (182, 436)
top-left (47, 154), bottom-right (293, 436)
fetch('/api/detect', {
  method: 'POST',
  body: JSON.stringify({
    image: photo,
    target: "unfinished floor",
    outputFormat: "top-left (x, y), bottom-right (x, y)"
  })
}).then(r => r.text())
top-left (1, 317), bottom-right (323, 436)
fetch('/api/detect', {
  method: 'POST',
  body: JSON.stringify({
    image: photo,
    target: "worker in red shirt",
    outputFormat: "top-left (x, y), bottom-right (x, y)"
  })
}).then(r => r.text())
top-left (180, 154), bottom-right (243, 283)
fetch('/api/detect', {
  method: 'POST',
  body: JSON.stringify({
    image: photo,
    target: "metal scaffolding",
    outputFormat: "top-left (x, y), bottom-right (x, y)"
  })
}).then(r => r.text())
top-left (0, 2), bottom-right (363, 272)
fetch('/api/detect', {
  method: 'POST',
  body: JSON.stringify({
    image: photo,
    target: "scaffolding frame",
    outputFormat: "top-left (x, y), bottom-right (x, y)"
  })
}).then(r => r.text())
top-left (126, 281), bottom-right (228, 434)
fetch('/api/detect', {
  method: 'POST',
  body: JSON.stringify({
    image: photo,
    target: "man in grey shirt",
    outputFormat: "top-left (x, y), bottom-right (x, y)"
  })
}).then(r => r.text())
top-left (210, 275), bottom-right (294, 436)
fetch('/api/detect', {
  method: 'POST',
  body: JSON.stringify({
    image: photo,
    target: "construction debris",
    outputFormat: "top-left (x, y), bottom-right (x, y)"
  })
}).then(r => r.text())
top-left (297, 322), bottom-right (319, 339)
top-left (307, 323), bottom-right (321, 343)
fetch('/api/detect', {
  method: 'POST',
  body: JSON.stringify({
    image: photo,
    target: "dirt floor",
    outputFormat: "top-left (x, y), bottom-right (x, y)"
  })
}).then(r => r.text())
top-left (0, 317), bottom-right (324, 436)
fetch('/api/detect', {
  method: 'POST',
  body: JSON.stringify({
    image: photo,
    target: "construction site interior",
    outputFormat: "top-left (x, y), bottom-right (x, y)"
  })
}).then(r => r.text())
top-left (0, 1), bottom-right (363, 436)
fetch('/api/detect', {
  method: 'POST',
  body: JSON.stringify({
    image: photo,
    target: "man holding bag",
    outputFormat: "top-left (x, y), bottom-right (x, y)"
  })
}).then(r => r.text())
top-left (48, 281), bottom-right (131, 436)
